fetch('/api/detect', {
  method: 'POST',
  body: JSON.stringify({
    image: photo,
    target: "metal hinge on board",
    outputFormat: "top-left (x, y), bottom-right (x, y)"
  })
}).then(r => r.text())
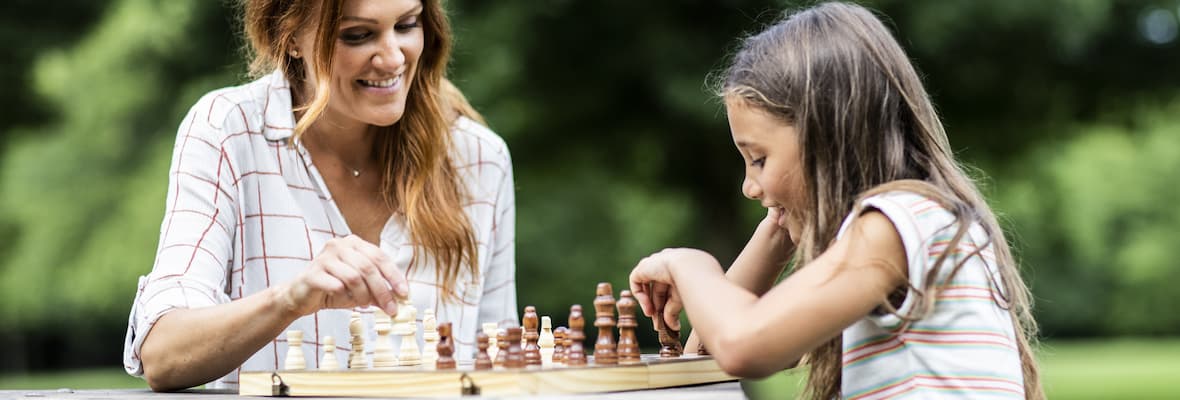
top-left (270, 372), bottom-right (290, 397)
top-left (460, 373), bottom-right (481, 395)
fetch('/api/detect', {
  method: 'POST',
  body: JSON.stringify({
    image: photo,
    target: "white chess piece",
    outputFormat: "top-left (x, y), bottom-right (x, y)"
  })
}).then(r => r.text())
top-left (348, 311), bottom-right (367, 369)
top-left (284, 330), bottom-right (306, 370)
top-left (482, 322), bottom-right (499, 361)
top-left (396, 300), bottom-right (421, 366)
top-left (320, 336), bottom-right (340, 370)
top-left (371, 309), bottom-right (399, 368)
top-left (422, 309), bottom-right (440, 368)
top-left (539, 316), bottom-right (555, 366)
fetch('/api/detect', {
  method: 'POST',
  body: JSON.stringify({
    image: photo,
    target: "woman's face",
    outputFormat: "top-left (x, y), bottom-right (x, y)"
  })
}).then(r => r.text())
top-left (296, 0), bottom-right (425, 130)
top-left (726, 96), bottom-right (807, 240)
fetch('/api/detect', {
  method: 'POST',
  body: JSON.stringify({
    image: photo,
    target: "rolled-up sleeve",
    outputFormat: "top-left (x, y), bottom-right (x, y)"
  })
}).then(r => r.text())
top-left (123, 96), bottom-right (240, 376)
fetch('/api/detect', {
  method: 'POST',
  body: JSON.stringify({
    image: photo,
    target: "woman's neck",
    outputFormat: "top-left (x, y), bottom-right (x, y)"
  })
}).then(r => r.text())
top-left (302, 116), bottom-right (380, 177)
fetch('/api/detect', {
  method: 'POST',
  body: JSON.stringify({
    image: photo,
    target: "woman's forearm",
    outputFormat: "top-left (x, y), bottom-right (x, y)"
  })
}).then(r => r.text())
top-left (139, 285), bottom-right (300, 391)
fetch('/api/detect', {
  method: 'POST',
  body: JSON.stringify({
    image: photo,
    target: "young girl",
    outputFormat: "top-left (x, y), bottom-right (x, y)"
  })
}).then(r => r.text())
top-left (629, 3), bottom-right (1042, 399)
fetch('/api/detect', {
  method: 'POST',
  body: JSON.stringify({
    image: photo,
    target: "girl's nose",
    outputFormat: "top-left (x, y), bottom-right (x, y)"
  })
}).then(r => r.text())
top-left (742, 178), bottom-right (762, 200)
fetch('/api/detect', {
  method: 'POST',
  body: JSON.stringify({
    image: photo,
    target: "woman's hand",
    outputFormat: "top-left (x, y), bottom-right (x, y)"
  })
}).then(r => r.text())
top-left (276, 235), bottom-right (409, 317)
top-left (629, 248), bottom-right (722, 331)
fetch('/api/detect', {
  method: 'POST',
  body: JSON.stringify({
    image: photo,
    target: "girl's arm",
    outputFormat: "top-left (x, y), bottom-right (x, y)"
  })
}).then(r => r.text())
top-left (631, 211), bottom-right (907, 378)
top-left (684, 208), bottom-right (793, 352)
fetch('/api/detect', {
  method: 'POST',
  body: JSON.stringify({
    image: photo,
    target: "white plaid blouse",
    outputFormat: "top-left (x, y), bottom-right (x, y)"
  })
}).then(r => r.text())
top-left (123, 71), bottom-right (518, 388)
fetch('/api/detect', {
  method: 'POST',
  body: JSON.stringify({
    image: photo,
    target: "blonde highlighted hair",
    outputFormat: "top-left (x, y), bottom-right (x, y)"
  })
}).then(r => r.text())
top-left (719, 3), bottom-right (1041, 398)
top-left (240, 0), bottom-right (485, 301)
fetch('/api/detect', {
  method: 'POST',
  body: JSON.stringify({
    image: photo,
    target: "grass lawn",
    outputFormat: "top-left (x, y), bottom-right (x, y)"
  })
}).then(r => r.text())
top-left (744, 337), bottom-right (1180, 399)
top-left (1, 338), bottom-right (1177, 397)
top-left (0, 368), bottom-right (145, 390)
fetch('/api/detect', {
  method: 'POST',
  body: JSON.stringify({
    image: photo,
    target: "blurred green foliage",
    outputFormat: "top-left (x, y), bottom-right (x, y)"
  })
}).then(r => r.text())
top-left (1, 0), bottom-right (1179, 370)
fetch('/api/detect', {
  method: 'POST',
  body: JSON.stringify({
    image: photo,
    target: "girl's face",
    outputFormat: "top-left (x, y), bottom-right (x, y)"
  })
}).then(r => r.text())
top-left (296, 0), bottom-right (425, 132)
top-left (726, 96), bottom-right (806, 240)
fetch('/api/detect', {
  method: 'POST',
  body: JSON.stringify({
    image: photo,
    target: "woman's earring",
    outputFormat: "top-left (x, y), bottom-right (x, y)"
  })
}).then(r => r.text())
top-left (289, 49), bottom-right (300, 58)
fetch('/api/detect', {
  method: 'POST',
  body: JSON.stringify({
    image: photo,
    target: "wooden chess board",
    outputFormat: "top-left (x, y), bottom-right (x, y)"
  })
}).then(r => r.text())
top-left (239, 354), bottom-right (735, 397)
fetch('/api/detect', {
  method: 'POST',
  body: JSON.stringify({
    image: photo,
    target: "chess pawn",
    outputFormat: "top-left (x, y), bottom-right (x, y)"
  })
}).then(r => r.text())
top-left (538, 316), bottom-right (555, 366)
top-left (396, 301), bottom-right (421, 366)
top-left (495, 329), bottom-right (509, 367)
top-left (616, 290), bottom-right (641, 364)
top-left (436, 322), bottom-right (456, 369)
top-left (522, 306), bottom-right (542, 366)
top-left (348, 311), bottom-right (367, 369)
top-left (371, 309), bottom-right (399, 368)
top-left (422, 309), bottom-right (440, 367)
top-left (284, 330), bottom-right (306, 370)
top-left (566, 305), bottom-right (587, 365)
top-left (697, 342), bottom-right (710, 356)
top-left (593, 282), bottom-right (618, 365)
top-left (505, 326), bottom-right (525, 368)
top-left (482, 322), bottom-right (499, 361)
top-left (475, 330), bottom-right (493, 370)
top-left (320, 336), bottom-right (340, 370)
top-left (552, 327), bottom-right (568, 364)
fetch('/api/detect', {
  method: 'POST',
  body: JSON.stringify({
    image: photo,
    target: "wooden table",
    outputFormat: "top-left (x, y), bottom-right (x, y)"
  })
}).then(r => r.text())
top-left (0, 383), bottom-right (747, 400)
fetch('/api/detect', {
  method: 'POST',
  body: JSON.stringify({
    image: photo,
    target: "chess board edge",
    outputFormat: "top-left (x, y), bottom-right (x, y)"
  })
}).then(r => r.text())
top-left (238, 355), bottom-right (736, 397)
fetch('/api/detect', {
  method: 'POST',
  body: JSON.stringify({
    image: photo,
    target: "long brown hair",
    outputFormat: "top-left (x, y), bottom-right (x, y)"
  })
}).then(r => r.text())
top-left (240, 0), bottom-right (484, 301)
top-left (719, 3), bottom-right (1041, 398)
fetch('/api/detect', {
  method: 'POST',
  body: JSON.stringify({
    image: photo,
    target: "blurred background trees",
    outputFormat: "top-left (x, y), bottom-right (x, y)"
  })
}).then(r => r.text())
top-left (1, 0), bottom-right (1179, 371)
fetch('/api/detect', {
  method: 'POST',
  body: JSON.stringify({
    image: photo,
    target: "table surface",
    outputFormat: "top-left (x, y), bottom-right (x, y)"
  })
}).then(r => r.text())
top-left (0, 382), bottom-right (748, 400)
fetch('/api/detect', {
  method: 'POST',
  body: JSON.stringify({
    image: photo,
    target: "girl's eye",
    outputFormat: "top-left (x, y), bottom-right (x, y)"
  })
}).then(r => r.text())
top-left (395, 18), bottom-right (421, 32)
top-left (751, 157), bottom-right (766, 167)
top-left (340, 30), bottom-right (371, 43)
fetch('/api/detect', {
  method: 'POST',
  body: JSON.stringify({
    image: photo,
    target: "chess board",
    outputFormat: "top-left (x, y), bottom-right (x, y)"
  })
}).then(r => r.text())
top-left (239, 354), bottom-right (735, 397)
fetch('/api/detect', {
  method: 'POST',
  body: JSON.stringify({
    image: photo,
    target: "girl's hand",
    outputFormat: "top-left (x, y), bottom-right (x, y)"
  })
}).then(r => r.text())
top-left (764, 206), bottom-right (800, 245)
top-left (276, 235), bottom-right (409, 317)
top-left (629, 248), bottom-right (722, 331)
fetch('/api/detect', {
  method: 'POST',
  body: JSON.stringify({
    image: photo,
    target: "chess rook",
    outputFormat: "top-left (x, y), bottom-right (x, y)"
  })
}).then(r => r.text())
top-left (522, 306), bottom-right (542, 366)
top-left (593, 282), bottom-right (618, 365)
top-left (505, 326), bottom-right (525, 369)
top-left (435, 322), bottom-right (456, 370)
top-left (284, 330), bottom-right (306, 370)
top-left (566, 305), bottom-right (587, 365)
top-left (616, 290), bottom-right (641, 364)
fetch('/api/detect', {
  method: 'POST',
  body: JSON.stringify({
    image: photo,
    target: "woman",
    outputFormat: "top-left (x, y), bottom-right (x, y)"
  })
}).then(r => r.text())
top-left (122, 0), bottom-right (517, 391)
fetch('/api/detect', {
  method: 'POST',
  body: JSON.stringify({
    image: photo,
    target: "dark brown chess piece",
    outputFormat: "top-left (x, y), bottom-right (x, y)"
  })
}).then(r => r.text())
top-left (505, 326), bottom-right (525, 368)
top-left (593, 282), bottom-right (618, 365)
top-left (475, 330), bottom-right (493, 370)
top-left (495, 329), bottom-right (508, 367)
top-left (553, 327), bottom-right (567, 364)
top-left (616, 289), bottom-right (641, 364)
top-left (655, 306), bottom-right (683, 358)
top-left (566, 305), bottom-right (587, 365)
top-left (697, 342), bottom-right (710, 356)
top-left (522, 306), bottom-right (542, 366)
top-left (436, 322), bottom-right (456, 369)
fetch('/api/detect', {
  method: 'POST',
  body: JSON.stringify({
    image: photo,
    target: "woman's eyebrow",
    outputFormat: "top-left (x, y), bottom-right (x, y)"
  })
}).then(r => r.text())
top-left (341, 4), bottom-right (423, 24)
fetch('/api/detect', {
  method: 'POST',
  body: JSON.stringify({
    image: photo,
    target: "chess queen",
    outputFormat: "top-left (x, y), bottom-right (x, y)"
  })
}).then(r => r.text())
top-left (123, 0), bottom-right (518, 391)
